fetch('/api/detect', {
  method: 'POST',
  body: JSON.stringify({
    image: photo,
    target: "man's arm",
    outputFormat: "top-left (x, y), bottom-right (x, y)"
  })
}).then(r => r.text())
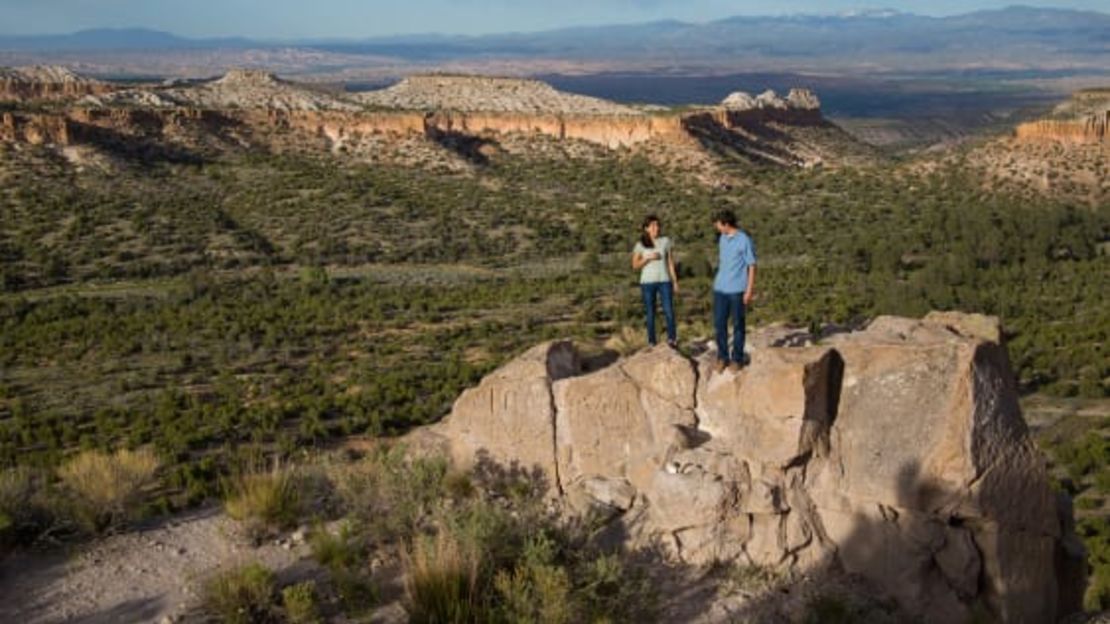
top-left (743, 265), bottom-right (757, 305)
top-left (667, 252), bottom-right (680, 293)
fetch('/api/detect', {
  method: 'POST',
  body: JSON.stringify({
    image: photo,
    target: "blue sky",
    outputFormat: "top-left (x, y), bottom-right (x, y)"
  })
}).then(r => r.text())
top-left (1, 1), bottom-right (1107, 38)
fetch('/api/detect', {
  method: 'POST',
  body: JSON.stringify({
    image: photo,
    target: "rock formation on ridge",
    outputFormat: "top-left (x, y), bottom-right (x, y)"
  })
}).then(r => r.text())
top-left (0, 66), bottom-right (114, 101)
top-left (436, 312), bottom-right (1086, 623)
top-left (722, 88), bottom-right (821, 113)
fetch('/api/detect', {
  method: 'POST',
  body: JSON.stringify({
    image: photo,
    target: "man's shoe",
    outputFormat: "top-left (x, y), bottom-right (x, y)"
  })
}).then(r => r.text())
top-left (714, 360), bottom-right (727, 373)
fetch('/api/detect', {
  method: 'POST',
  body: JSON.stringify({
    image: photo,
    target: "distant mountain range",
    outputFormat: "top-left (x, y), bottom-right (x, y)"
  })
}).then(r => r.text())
top-left (1, 6), bottom-right (1108, 76)
top-left (0, 28), bottom-right (254, 51)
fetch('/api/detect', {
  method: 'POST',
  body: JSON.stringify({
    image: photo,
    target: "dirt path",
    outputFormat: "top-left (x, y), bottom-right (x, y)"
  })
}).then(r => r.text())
top-left (0, 508), bottom-right (307, 624)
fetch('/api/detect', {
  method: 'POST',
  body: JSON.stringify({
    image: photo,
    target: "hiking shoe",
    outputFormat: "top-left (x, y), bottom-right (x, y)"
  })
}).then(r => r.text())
top-left (714, 360), bottom-right (728, 373)
top-left (727, 362), bottom-right (742, 373)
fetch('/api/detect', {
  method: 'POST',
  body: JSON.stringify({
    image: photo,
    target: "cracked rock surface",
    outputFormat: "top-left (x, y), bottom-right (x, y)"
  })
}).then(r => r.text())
top-left (437, 312), bottom-right (1086, 623)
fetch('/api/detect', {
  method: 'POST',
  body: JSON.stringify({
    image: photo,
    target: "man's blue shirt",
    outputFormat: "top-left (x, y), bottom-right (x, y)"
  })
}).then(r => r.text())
top-left (714, 230), bottom-right (757, 294)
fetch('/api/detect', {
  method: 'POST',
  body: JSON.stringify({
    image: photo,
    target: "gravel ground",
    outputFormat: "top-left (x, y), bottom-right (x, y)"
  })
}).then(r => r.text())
top-left (0, 508), bottom-right (307, 624)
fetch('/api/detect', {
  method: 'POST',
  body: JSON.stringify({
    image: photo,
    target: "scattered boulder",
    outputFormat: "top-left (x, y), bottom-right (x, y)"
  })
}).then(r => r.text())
top-left (438, 312), bottom-right (1084, 623)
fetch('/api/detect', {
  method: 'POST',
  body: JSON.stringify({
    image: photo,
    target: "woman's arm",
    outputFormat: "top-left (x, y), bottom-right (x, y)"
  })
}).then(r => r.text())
top-left (631, 249), bottom-right (659, 270)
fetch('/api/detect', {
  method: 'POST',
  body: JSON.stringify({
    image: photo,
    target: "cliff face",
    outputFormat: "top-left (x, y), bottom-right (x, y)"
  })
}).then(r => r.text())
top-left (1014, 88), bottom-right (1110, 143)
top-left (0, 68), bottom-right (840, 164)
top-left (1015, 112), bottom-right (1109, 143)
top-left (1, 102), bottom-right (832, 156)
top-left (1, 112), bottom-right (71, 144)
top-left (436, 313), bottom-right (1085, 623)
top-left (0, 66), bottom-right (113, 101)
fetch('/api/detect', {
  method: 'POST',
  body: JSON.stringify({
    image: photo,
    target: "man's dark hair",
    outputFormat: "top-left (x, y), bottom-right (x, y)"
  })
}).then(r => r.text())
top-left (714, 209), bottom-right (737, 228)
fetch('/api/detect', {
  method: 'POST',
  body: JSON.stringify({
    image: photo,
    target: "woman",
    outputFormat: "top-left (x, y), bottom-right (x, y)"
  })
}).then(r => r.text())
top-left (631, 214), bottom-right (679, 347)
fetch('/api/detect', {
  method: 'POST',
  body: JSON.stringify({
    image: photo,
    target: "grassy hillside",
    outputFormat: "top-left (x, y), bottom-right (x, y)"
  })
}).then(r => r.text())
top-left (1, 144), bottom-right (1107, 583)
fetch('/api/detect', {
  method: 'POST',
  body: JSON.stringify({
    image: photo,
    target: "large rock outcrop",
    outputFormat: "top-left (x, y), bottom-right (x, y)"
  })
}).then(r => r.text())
top-left (1014, 88), bottom-right (1109, 143)
top-left (439, 313), bottom-right (1085, 623)
top-left (0, 66), bottom-right (113, 101)
top-left (1014, 113), bottom-right (1108, 143)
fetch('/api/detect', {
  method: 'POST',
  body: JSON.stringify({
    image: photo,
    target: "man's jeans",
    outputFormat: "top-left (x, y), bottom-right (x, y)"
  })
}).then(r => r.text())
top-left (713, 290), bottom-right (746, 363)
top-left (641, 282), bottom-right (676, 346)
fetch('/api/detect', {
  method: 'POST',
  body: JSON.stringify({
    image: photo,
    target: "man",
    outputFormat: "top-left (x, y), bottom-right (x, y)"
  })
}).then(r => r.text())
top-left (712, 209), bottom-right (757, 373)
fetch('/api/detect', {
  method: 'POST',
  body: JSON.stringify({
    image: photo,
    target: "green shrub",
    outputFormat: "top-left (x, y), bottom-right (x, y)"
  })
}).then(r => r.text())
top-left (0, 466), bottom-right (41, 538)
top-left (331, 568), bottom-right (378, 617)
top-left (331, 446), bottom-right (446, 542)
top-left (1076, 496), bottom-right (1103, 511)
top-left (494, 534), bottom-right (572, 624)
top-left (202, 562), bottom-right (277, 624)
top-left (805, 594), bottom-right (852, 624)
top-left (282, 581), bottom-right (322, 624)
top-left (310, 523), bottom-right (362, 573)
top-left (444, 470), bottom-right (476, 500)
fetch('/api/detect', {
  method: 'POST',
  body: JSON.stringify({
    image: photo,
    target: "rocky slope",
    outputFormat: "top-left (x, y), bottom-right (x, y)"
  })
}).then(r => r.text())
top-left (0, 65), bottom-right (114, 101)
top-left (432, 312), bottom-right (1085, 623)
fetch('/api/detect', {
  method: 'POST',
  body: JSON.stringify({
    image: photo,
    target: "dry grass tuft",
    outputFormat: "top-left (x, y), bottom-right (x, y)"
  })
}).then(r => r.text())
top-left (402, 529), bottom-right (483, 624)
top-left (57, 448), bottom-right (160, 534)
top-left (223, 462), bottom-right (303, 536)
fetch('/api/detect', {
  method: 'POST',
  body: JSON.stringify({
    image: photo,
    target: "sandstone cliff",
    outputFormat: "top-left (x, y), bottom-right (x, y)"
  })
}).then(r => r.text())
top-left (435, 313), bottom-right (1085, 623)
top-left (1014, 112), bottom-right (1109, 143)
top-left (0, 70), bottom-right (851, 169)
top-left (1014, 88), bottom-right (1110, 143)
top-left (0, 66), bottom-right (114, 101)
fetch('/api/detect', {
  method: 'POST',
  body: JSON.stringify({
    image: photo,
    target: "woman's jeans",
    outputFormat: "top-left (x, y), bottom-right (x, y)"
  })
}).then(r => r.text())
top-left (641, 281), bottom-right (676, 346)
top-left (713, 290), bottom-right (746, 363)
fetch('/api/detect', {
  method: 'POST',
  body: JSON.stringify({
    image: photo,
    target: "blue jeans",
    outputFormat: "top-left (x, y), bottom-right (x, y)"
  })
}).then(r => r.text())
top-left (713, 291), bottom-right (746, 363)
top-left (641, 282), bottom-right (676, 346)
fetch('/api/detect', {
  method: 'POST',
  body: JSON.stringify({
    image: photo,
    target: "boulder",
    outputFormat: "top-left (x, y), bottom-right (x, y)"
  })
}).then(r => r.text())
top-left (431, 314), bottom-right (1083, 623)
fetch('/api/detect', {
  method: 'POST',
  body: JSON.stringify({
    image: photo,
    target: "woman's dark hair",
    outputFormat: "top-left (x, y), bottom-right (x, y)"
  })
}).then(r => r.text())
top-left (714, 209), bottom-right (738, 228)
top-left (640, 214), bottom-right (660, 249)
